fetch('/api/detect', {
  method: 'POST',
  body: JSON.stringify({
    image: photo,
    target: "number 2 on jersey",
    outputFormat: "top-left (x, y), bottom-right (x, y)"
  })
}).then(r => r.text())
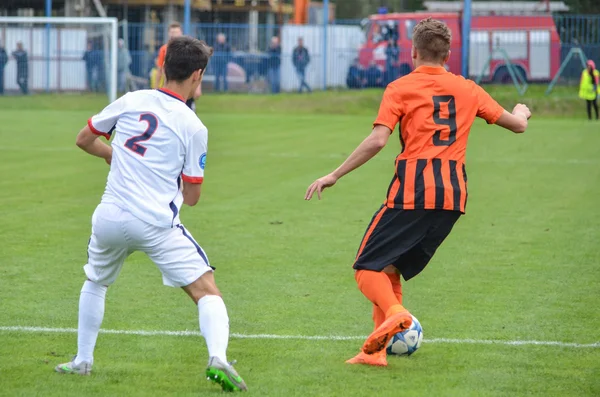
top-left (125, 113), bottom-right (158, 156)
top-left (432, 95), bottom-right (457, 146)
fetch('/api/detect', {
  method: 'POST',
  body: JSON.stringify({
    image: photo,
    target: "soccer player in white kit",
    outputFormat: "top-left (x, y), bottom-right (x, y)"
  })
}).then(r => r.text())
top-left (55, 36), bottom-right (248, 392)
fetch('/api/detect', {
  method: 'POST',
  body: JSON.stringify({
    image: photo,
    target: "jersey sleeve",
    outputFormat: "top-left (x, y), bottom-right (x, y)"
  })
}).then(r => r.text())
top-left (373, 85), bottom-right (404, 132)
top-left (474, 84), bottom-right (504, 124)
top-left (87, 94), bottom-right (127, 140)
top-left (181, 128), bottom-right (208, 184)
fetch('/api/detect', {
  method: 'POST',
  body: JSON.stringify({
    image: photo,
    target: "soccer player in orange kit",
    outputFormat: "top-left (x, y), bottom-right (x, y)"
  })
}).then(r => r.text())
top-left (305, 18), bottom-right (532, 367)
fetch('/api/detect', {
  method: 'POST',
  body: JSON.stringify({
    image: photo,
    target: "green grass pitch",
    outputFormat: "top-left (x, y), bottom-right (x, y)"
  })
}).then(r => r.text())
top-left (0, 91), bottom-right (599, 396)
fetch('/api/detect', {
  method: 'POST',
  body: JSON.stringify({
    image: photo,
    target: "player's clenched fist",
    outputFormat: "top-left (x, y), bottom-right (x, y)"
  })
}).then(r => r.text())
top-left (305, 173), bottom-right (338, 200)
top-left (513, 104), bottom-right (531, 120)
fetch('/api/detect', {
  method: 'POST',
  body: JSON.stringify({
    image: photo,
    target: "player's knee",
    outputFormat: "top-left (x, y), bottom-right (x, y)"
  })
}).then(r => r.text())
top-left (182, 271), bottom-right (221, 304)
top-left (382, 265), bottom-right (399, 274)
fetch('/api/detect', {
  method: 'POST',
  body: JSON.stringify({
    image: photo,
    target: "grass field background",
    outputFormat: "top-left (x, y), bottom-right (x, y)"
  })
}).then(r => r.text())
top-left (0, 88), bottom-right (599, 396)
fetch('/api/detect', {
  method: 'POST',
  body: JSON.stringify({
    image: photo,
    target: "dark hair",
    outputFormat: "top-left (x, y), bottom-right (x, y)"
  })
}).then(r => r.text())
top-left (168, 22), bottom-right (182, 30)
top-left (412, 17), bottom-right (452, 63)
top-left (164, 36), bottom-right (213, 83)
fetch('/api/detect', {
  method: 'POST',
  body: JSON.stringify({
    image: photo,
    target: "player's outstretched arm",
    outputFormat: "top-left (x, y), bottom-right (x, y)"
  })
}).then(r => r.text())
top-left (76, 124), bottom-right (113, 165)
top-left (494, 104), bottom-right (531, 133)
top-left (305, 125), bottom-right (392, 200)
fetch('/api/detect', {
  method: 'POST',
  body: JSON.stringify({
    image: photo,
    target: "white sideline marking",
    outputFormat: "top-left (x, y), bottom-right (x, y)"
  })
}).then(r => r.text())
top-left (1, 326), bottom-right (598, 348)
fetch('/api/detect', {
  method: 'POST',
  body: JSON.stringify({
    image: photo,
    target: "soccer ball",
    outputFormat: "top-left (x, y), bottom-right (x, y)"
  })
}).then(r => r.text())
top-left (386, 315), bottom-right (423, 356)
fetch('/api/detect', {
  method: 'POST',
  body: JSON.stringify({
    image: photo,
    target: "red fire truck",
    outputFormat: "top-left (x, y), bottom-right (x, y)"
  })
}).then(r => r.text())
top-left (358, 12), bottom-right (561, 82)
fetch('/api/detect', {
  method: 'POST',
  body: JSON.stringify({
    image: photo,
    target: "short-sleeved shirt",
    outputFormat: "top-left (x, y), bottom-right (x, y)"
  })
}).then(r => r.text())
top-left (88, 88), bottom-right (207, 228)
top-left (154, 44), bottom-right (168, 88)
top-left (374, 65), bottom-right (504, 213)
top-left (156, 44), bottom-right (168, 69)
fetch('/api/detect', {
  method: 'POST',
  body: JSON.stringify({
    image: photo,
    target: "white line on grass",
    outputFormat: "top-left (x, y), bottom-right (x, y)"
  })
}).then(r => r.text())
top-left (1, 326), bottom-right (598, 348)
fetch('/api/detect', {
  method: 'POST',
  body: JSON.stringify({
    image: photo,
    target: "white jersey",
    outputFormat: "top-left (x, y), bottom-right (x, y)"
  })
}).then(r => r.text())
top-left (88, 88), bottom-right (207, 228)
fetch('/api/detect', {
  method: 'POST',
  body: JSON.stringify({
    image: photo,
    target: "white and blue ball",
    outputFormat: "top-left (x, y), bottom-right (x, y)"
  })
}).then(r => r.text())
top-left (386, 315), bottom-right (423, 356)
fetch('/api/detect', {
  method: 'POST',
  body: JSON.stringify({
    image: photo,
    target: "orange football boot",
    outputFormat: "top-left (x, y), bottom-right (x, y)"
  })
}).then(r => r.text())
top-left (362, 309), bottom-right (412, 355)
top-left (345, 349), bottom-right (387, 366)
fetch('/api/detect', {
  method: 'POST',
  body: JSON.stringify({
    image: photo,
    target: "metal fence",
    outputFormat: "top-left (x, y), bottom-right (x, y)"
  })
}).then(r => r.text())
top-left (121, 15), bottom-right (600, 95)
top-left (123, 21), bottom-right (365, 94)
top-left (554, 15), bottom-right (600, 81)
top-left (1, 14), bottom-right (599, 96)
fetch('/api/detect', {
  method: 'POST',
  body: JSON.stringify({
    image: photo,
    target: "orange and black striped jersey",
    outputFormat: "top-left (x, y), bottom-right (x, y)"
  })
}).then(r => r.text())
top-left (374, 65), bottom-right (504, 213)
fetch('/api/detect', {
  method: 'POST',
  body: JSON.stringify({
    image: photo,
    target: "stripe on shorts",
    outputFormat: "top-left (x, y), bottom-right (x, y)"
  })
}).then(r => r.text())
top-left (176, 225), bottom-right (213, 269)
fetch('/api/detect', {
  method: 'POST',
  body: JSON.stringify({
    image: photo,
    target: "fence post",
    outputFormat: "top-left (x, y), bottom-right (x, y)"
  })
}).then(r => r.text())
top-left (323, 0), bottom-right (329, 90)
top-left (46, 0), bottom-right (52, 92)
top-left (461, 0), bottom-right (471, 78)
top-left (183, 0), bottom-right (191, 35)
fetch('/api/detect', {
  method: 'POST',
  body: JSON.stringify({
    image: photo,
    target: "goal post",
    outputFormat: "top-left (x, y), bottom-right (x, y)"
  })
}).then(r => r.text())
top-left (0, 16), bottom-right (118, 102)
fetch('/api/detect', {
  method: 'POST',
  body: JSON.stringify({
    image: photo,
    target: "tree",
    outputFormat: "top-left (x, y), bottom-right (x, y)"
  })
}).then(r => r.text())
top-left (563, 0), bottom-right (600, 13)
top-left (335, 0), bottom-right (424, 20)
top-left (335, 0), bottom-right (600, 18)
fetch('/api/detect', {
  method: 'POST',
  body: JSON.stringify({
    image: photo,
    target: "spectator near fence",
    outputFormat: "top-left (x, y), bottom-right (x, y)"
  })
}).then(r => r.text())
top-left (579, 60), bottom-right (599, 120)
top-left (117, 39), bottom-right (132, 93)
top-left (93, 48), bottom-right (106, 92)
top-left (12, 42), bottom-right (28, 95)
top-left (365, 60), bottom-right (383, 88)
top-left (385, 38), bottom-right (400, 84)
top-left (346, 58), bottom-right (365, 89)
top-left (292, 37), bottom-right (311, 93)
top-left (0, 43), bottom-right (7, 95)
top-left (83, 42), bottom-right (96, 91)
top-left (267, 36), bottom-right (281, 94)
top-left (213, 33), bottom-right (231, 92)
top-left (154, 22), bottom-right (183, 90)
top-left (153, 23), bottom-right (200, 110)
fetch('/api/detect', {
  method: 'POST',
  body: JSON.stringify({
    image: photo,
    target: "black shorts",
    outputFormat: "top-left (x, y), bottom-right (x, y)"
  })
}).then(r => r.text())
top-left (353, 206), bottom-right (461, 281)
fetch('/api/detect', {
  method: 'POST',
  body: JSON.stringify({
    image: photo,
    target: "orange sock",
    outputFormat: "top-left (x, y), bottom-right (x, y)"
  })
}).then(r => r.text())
top-left (386, 272), bottom-right (402, 304)
top-left (372, 304), bottom-right (385, 330)
top-left (371, 272), bottom-right (403, 330)
top-left (355, 270), bottom-right (404, 317)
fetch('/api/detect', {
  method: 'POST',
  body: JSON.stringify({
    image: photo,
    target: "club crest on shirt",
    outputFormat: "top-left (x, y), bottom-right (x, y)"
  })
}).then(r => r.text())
top-left (199, 153), bottom-right (207, 170)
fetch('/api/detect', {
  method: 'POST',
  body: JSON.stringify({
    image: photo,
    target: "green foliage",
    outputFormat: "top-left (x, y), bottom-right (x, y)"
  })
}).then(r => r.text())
top-left (559, 0), bottom-right (600, 13)
top-left (0, 92), bottom-right (599, 396)
top-left (334, 0), bottom-right (600, 18)
top-left (335, 0), bottom-right (425, 19)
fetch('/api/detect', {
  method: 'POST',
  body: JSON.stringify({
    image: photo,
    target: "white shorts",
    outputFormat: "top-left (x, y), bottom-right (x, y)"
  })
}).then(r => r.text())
top-left (84, 203), bottom-right (213, 287)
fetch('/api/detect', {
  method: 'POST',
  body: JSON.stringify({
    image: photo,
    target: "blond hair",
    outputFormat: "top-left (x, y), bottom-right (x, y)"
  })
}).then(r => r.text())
top-left (412, 18), bottom-right (452, 63)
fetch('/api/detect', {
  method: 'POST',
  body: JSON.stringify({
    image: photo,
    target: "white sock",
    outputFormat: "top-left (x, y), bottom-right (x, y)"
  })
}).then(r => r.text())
top-left (75, 280), bottom-right (107, 365)
top-left (198, 295), bottom-right (229, 363)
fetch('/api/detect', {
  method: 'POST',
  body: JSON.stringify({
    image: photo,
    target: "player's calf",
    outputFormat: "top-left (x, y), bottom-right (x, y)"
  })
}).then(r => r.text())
top-left (182, 271), bottom-right (221, 304)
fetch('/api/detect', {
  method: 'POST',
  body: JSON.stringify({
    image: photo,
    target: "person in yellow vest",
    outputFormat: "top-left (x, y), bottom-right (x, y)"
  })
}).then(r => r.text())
top-left (579, 60), bottom-right (599, 120)
top-left (149, 67), bottom-right (162, 89)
